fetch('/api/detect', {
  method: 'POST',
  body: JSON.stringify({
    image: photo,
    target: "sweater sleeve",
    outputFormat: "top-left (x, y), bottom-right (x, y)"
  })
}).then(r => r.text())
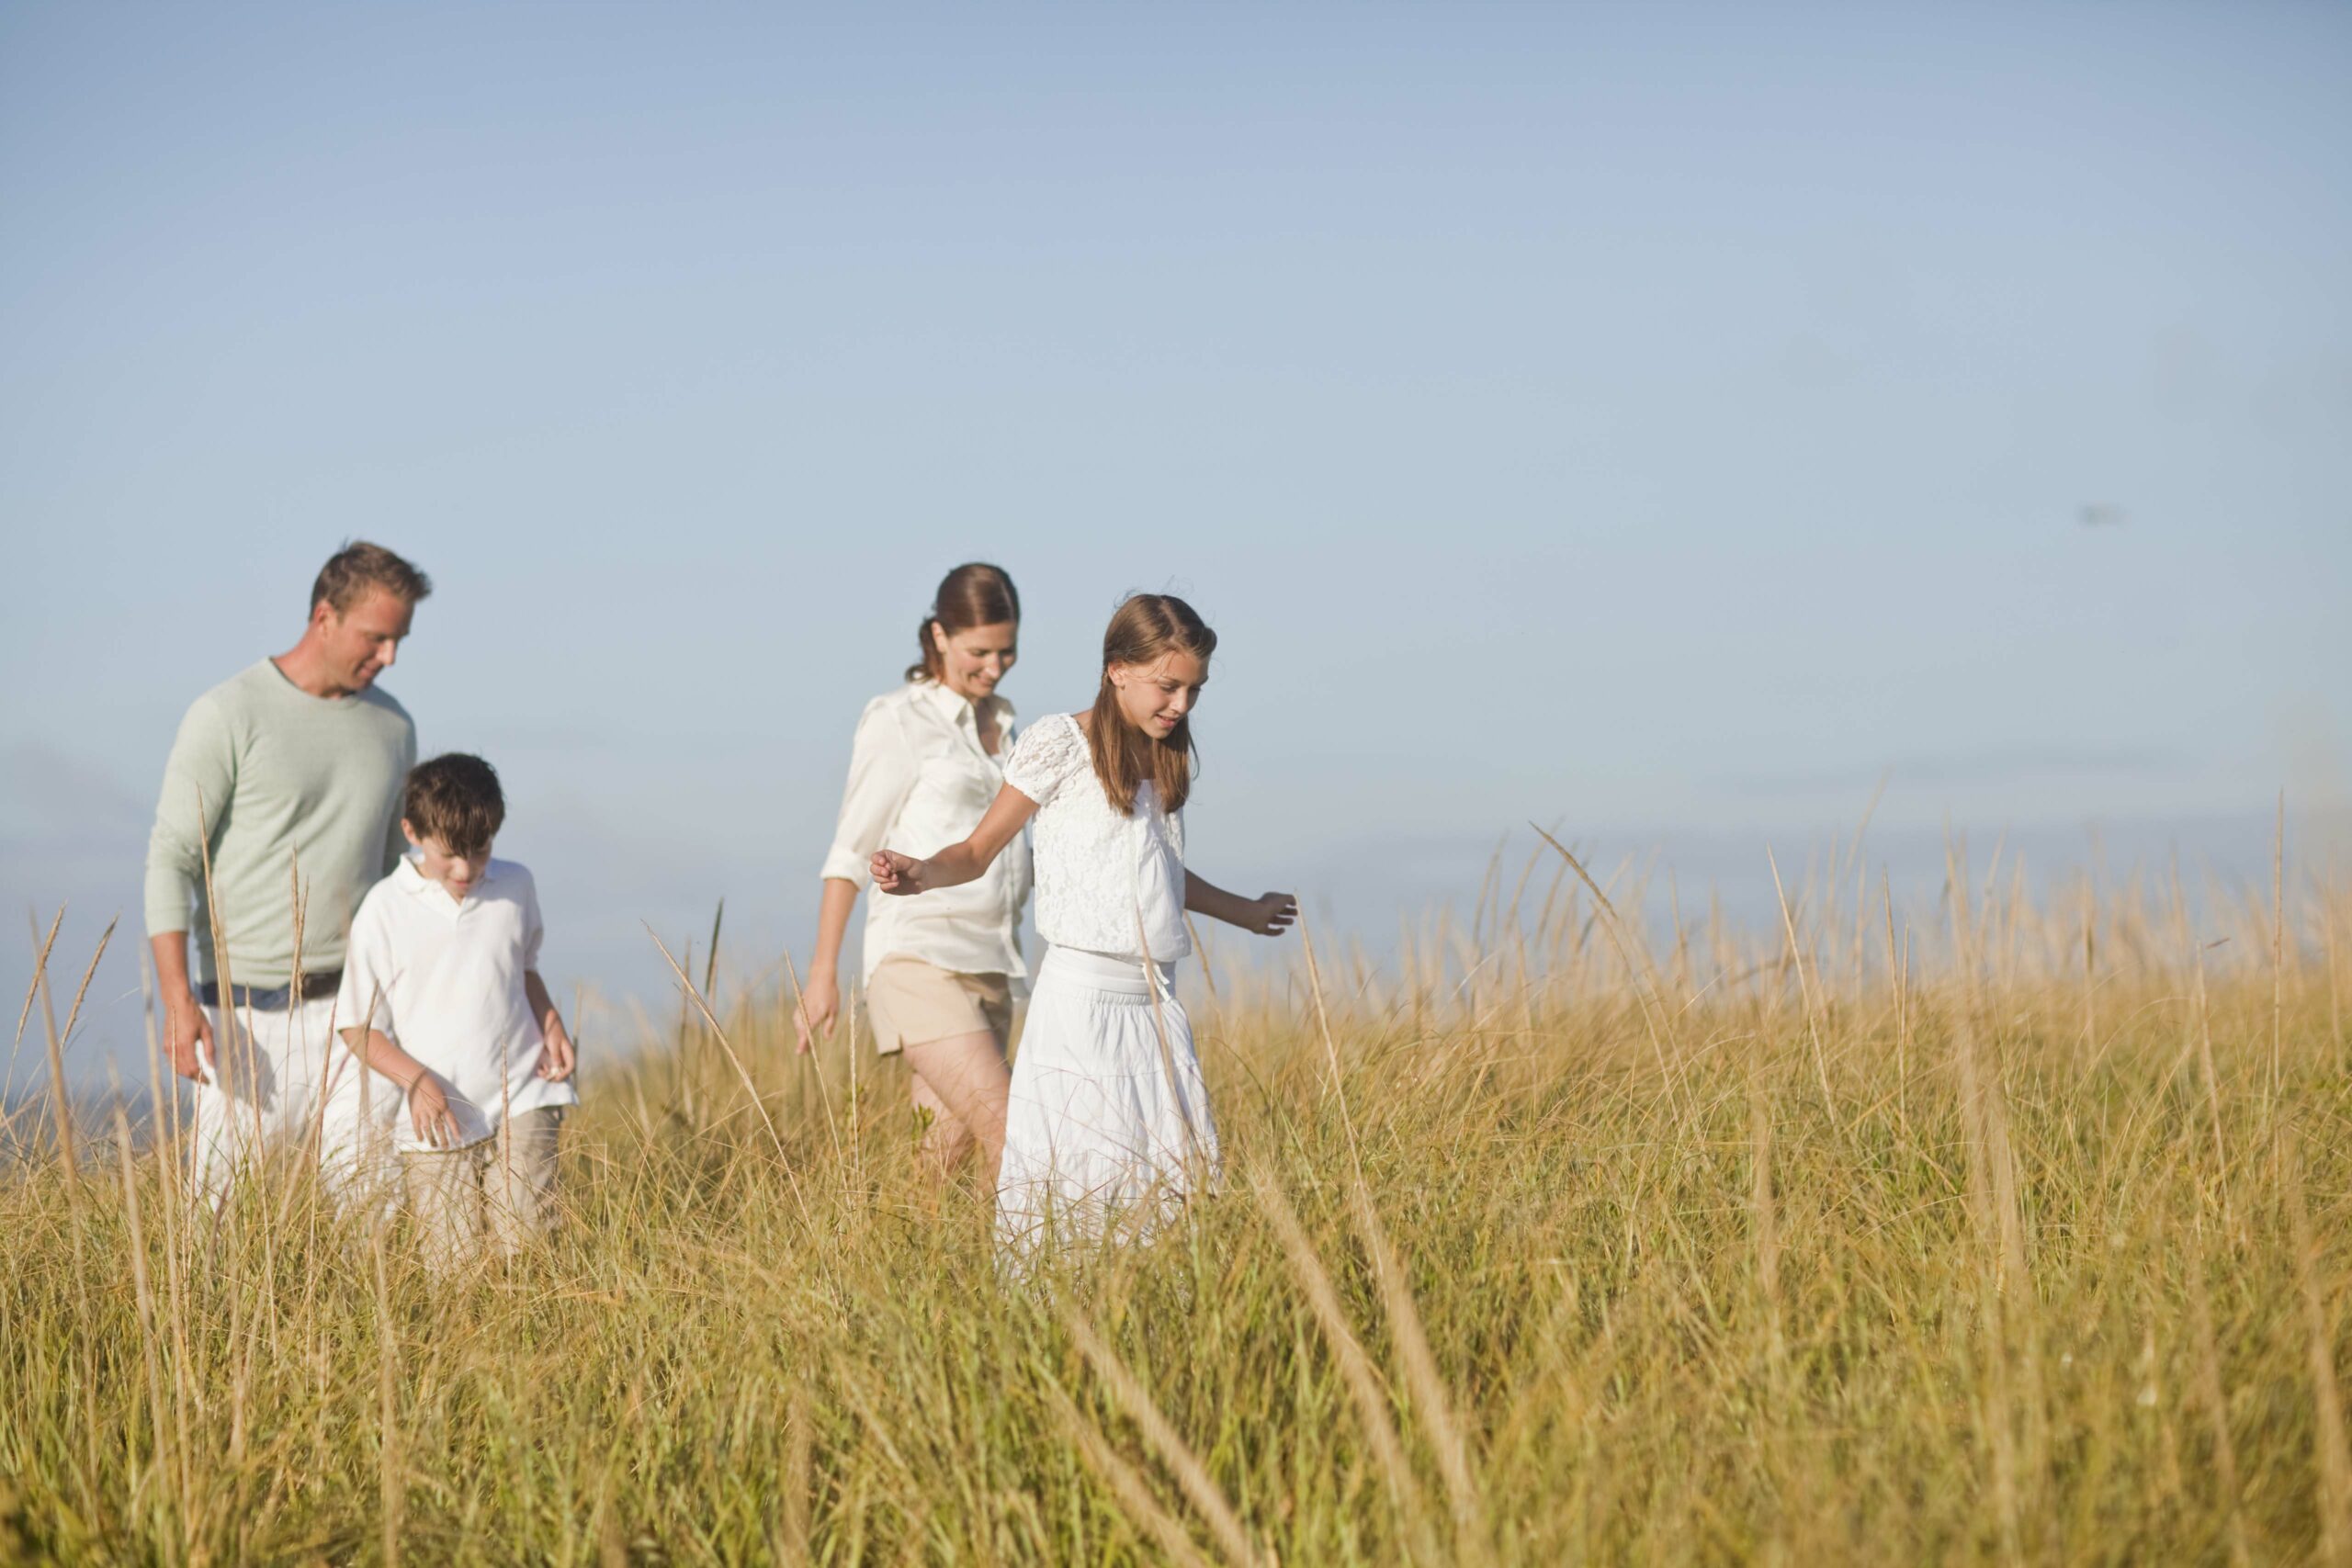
top-left (143, 692), bottom-right (237, 939)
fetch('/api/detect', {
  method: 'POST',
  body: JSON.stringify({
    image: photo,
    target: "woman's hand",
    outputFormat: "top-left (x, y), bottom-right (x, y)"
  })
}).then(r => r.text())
top-left (870, 850), bottom-right (928, 897)
top-left (405, 1074), bottom-right (462, 1150)
top-left (536, 1018), bottom-right (577, 1082)
top-left (1242, 892), bottom-right (1299, 937)
top-left (794, 971), bottom-right (840, 1055)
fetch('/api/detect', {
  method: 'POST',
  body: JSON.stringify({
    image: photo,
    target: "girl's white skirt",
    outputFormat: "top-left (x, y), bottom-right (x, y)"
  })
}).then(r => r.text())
top-left (996, 944), bottom-right (1221, 1253)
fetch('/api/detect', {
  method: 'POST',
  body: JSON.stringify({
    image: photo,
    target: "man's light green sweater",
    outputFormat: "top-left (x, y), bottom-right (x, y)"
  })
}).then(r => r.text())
top-left (144, 660), bottom-right (416, 987)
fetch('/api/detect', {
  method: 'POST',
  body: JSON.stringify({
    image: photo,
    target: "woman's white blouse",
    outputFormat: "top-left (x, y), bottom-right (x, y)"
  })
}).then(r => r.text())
top-left (821, 681), bottom-right (1033, 984)
top-left (1001, 713), bottom-right (1190, 964)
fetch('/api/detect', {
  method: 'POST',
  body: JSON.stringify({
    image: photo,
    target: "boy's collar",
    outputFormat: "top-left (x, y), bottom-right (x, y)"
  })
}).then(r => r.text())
top-left (395, 856), bottom-right (498, 897)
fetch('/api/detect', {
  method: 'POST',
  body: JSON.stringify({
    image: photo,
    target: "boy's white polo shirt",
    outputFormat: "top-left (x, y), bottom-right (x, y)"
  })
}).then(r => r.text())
top-left (338, 856), bottom-right (576, 1153)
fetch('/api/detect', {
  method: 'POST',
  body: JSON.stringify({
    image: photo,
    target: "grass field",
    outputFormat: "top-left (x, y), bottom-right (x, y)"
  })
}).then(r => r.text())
top-left (4, 839), bottom-right (2349, 1564)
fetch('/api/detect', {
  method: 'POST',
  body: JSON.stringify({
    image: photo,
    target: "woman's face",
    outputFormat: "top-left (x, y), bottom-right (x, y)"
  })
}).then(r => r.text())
top-left (1109, 649), bottom-right (1207, 740)
top-left (935, 620), bottom-right (1018, 703)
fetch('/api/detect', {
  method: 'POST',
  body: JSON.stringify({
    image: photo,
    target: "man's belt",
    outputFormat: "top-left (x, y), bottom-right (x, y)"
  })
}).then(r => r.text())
top-left (196, 969), bottom-right (344, 1012)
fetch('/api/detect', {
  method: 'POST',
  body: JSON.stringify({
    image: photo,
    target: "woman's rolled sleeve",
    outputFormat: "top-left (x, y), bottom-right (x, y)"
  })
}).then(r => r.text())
top-left (820, 698), bottom-right (916, 886)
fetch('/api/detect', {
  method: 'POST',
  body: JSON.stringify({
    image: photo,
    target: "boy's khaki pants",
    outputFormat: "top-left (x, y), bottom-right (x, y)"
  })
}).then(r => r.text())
top-left (401, 1107), bottom-right (566, 1270)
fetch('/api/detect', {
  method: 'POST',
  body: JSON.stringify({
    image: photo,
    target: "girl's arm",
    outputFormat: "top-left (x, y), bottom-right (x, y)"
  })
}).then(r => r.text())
top-left (1184, 871), bottom-right (1299, 936)
top-left (523, 969), bottom-right (576, 1082)
top-left (337, 1025), bottom-right (464, 1149)
top-left (873, 784), bottom-right (1039, 896)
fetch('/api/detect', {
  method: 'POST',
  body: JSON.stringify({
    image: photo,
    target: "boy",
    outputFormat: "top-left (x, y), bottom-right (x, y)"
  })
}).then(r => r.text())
top-left (338, 753), bottom-right (578, 1267)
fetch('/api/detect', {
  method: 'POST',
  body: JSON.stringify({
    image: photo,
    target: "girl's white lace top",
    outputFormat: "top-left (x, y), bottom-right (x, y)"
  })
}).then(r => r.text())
top-left (1001, 713), bottom-right (1189, 963)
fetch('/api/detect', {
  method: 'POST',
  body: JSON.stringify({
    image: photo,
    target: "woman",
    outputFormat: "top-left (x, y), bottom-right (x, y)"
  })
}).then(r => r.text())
top-left (872, 592), bottom-right (1296, 1251)
top-left (798, 562), bottom-right (1030, 1179)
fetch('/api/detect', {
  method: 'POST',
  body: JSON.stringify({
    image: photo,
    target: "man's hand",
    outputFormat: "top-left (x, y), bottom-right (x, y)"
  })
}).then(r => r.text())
top-left (535, 1018), bottom-right (577, 1082)
top-left (405, 1075), bottom-right (462, 1150)
top-left (1242, 893), bottom-right (1299, 937)
top-left (870, 850), bottom-right (927, 897)
top-left (164, 988), bottom-right (218, 1084)
top-left (794, 971), bottom-right (840, 1055)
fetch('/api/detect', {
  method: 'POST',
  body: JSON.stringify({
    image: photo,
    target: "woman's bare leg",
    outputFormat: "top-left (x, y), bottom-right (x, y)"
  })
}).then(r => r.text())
top-left (909, 1069), bottom-right (965, 1168)
top-left (900, 1028), bottom-right (1012, 1182)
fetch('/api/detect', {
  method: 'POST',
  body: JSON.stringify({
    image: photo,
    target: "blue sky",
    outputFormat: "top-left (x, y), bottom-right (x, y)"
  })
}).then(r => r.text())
top-left (3, 3), bottom-right (2347, 1083)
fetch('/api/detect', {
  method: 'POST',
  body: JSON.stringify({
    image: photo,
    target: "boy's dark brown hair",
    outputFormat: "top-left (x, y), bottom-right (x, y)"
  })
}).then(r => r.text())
top-left (403, 753), bottom-right (504, 859)
top-left (311, 541), bottom-right (433, 615)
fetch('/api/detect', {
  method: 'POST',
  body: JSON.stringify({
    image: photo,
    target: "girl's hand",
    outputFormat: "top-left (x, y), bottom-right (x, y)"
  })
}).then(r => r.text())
top-left (1245, 893), bottom-right (1299, 937)
top-left (794, 972), bottom-right (839, 1055)
top-left (406, 1075), bottom-right (462, 1149)
top-left (871, 850), bottom-right (926, 897)
top-left (536, 1019), bottom-right (577, 1082)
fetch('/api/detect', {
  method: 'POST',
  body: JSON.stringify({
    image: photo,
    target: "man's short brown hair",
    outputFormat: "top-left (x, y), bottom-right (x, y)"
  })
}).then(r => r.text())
top-left (403, 754), bottom-right (504, 859)
top-left (311, 541), bottom-right (433, 615)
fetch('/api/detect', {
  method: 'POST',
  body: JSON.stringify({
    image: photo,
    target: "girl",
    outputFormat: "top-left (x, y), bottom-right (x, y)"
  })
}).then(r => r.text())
top-left (873, 592), bottom-right (1295, 1249)
top-left (800, 563), bottom-right (1030, 1179)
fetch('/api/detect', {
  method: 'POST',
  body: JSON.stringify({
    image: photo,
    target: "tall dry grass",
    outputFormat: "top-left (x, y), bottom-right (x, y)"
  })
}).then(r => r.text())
top-left (3, 838), bottom-right (2349, 1564)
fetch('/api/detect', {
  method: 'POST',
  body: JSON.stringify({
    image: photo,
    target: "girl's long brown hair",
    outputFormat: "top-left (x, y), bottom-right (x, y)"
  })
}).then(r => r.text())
top-left (907, 563), bottom-right (1021, 682)
top-left (1085, 593), bottom-right (1216, 815)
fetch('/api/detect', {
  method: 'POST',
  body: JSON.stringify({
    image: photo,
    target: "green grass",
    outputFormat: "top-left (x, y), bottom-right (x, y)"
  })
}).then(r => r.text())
top-left (4, 853), bottom-right (2349, 1564)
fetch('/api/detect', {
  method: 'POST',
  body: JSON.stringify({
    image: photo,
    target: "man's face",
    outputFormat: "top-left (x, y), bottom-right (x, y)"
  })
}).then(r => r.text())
top-left (315, 588), bottom-right (415, 693)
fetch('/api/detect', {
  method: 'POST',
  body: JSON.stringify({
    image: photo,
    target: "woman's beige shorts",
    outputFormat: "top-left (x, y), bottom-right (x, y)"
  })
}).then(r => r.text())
top-left (865, 955), bottom-right (1012, 1055)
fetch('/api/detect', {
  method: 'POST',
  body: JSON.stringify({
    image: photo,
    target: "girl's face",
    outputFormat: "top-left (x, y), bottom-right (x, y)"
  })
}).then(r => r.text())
top-left (403, 821), bottom-right (491, 900)
top-left (934, 621), bottom-right (1018, 704)
top-left (1109, 649), bottom-right (1207, 740)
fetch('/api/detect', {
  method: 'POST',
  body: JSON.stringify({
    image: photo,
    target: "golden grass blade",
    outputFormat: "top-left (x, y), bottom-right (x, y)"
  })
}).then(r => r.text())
top-left (1298, 914), bottom-right (1363, 1170)
top-left (372, 1227), bottom-right (402, 1568)
top-left (16, 906), bottom-right (62, 1047)
top-left (1046, 1382), bottom-right (1219, 1568)
top-left (1347, 1181), bottom-right (1486, 1562)
top-left (779, 946), bottom-right (845, 1170)
top-left (1767, 847), bottom-right (1837, 1125)
top-left (2283, 1133), bottom-right (2352, 1568)
top-left (647, 926), bottom-right (796, 1171)
top-left (2184, 1240), bottom-right (2252, 1568)
top-left (1063, 1306), bottom-right (1262, 1568)
top-left (31, 911), bottom-right (96, 1185)
top-left (1253, 1167), bottom-right (1439, 1558)
top-left (1527, 823), bottom-right (1689, 1122)
top-left (111, 1106), bottom-right (175, 1527)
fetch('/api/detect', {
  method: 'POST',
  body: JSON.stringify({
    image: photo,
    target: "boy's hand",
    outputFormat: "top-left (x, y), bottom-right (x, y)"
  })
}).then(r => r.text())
top-left (1243, 893), bottom-right (1299, 937)
top-left (536, 1018), bottom-right (577, 1082)
top-left (406, 1074), bottom-right (462, 1150)
top-left (794, 972), bottom-right (839, 1055)
top-left (870, 850), bottom-right (926, 897)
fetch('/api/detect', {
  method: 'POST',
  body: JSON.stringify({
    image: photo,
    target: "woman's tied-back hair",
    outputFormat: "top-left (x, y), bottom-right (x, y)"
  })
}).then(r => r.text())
top-left (311, 540), bottom-right (433, 615)
top-left (908, 563), bottom-right (1022, 682)
top-left (1086, 593), bottom-right (1216, 816)
top-left (403, 754), bottom-right (505, 860)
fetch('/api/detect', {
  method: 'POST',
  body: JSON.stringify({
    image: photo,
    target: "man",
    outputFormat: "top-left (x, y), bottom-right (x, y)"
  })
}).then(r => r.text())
top-left (146, 541), bottom-right (430, 1202)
